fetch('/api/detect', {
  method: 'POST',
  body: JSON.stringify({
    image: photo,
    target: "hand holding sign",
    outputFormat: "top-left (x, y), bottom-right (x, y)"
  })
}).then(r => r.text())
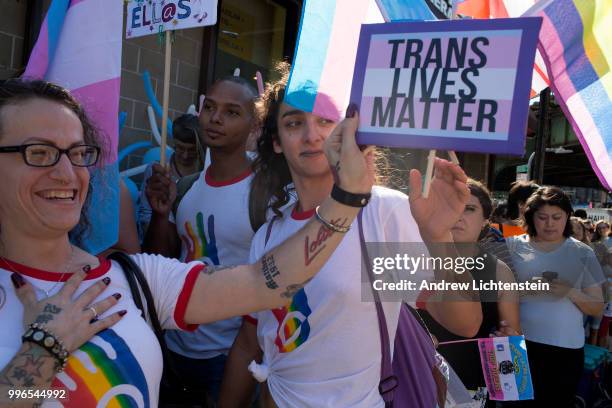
top-left (408, 157), bottom-right (470, 243)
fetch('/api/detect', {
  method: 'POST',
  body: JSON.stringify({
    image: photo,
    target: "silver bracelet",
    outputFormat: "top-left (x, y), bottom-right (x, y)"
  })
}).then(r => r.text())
top-left (315, 206), bottom-right (350, 233)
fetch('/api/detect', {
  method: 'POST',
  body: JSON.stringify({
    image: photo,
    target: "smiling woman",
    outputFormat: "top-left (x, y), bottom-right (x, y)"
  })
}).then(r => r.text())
top-left (0, 78), bottom-right (373, 407)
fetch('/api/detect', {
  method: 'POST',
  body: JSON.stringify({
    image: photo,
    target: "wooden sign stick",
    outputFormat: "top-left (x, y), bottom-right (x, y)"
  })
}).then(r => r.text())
top-left (160, 31), bottom-right (172, 167)
top-left (422, 149), bottom-right (437, 198)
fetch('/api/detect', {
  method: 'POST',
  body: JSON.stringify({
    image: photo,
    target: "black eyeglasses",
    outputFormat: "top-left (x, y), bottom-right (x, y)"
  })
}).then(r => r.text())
top-left (0, 144), bottom-right (100, 167)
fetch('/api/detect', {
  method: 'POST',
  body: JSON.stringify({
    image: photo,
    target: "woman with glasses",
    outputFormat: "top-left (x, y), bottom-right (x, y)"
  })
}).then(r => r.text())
top-left (0, 78), bottom-right (375, 407)
top-left (593, 220), bottom-right (611, 249)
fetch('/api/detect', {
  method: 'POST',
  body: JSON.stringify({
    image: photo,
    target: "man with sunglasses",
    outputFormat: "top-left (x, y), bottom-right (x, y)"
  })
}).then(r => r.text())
top-left (137, 113), bottom-right (204, 240)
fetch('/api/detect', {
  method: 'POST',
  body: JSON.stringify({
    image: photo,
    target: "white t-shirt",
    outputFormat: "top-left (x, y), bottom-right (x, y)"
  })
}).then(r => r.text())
top-left (507, 235), bottom-right (605, 348)
top-left (0, 253), bottom-right (203, 407)
top-left (248, 187), bottom-right (424, 408)
top-left (166, 166), bottom-right (254, 359)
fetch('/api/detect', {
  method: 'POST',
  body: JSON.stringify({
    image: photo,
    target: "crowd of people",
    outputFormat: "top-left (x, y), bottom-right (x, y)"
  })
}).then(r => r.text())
top-left (0, 60), bottom-right (610, 408)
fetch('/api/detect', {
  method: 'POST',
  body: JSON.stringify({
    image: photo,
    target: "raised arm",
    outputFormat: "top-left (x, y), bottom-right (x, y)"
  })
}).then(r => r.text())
top-left (184, 113), bottom-right (373, 324)
top-left (142, 164), bottom-right (181, 257)
top-left (408, 159), bottom-right (482, 337)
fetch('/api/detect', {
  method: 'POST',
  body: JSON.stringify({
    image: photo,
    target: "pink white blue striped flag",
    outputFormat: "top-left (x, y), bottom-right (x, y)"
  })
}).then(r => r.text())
top-left (24, 0), bottom-right (123, 253)
top-left (285, 0), bottom-right (384, 121)
top-left (524, 0), bottom-right (612, 191)
top-left (285, 0), bottom-right (451, 121)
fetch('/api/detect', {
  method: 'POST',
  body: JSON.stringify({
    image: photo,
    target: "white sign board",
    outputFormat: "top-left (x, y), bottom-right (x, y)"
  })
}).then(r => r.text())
top-left (126, 0), bottom-right (218, 39)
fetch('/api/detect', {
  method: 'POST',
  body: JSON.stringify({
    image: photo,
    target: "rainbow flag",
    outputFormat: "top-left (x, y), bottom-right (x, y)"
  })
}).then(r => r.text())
top-left (24, 0), bottom-right (122, 253)
top-left (453, 0), bottom-right (549, 97)
top-left (524, 0), bottom-right (612, 191)
top-left (286, 0), bottom-right (451, 120)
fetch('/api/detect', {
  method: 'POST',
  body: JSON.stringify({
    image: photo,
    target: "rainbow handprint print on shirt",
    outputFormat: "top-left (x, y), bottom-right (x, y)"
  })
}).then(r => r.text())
top-left (180, 212), bottom-right (219, 265)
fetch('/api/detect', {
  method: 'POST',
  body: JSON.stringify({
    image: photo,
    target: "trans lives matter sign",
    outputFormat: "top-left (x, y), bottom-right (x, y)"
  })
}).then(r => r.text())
top-left (126, 0), bottom-right (218, 39)
top-left (350, 18), bottom-right (542, 155)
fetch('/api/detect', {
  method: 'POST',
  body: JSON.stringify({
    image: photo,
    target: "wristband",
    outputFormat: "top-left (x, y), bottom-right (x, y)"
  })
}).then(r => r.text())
top-left (315, 206), bottom-right (350, 233)
top-left (22, 323), bottom-right (69, 372)
top-left (331, 184), bottom-right (371, 207)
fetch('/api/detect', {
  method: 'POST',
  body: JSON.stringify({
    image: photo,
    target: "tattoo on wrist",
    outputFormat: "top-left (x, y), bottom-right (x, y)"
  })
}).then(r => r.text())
top-left (261, 254), bottom-right (280, 290)
top-left (0, 342), bottom-right (56, 388)
top-left (304, 218), bottom-right (348, 266)
top-left (281, 279), bottom-right (311, 299)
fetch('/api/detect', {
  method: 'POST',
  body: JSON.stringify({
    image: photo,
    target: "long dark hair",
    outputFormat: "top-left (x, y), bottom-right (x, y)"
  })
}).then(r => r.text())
top-left (249, 63), bottom-right (294, 230)
top-left (0, 78), bottom-right (107, 246)
top-left (506, 180), bottom-right (540, 220)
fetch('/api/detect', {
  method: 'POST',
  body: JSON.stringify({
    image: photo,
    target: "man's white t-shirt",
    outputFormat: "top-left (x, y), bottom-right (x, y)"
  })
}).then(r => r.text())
top-left (247, 187), bottom-right (424, 408)
top-left (166, 166), bottom-right (254, 359)
top-left (0, 253), bottom-right (203, 407)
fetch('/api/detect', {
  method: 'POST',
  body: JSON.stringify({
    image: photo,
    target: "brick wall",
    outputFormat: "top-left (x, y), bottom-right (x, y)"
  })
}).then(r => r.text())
top-left (119, 27), bottom-right (205, 171)
top-left (0, 0), bottom-right (27, 79)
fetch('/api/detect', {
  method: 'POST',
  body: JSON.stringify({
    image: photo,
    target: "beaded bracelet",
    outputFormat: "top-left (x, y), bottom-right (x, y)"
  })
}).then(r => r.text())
top-left (315, 206), bottom-right (350, 233)
top-left (22, 323), bottom-right (70, 372)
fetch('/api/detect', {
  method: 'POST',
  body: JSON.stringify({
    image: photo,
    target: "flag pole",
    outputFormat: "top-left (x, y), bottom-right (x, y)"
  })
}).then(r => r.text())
top-left (160, 31), bottom-right (172, 167)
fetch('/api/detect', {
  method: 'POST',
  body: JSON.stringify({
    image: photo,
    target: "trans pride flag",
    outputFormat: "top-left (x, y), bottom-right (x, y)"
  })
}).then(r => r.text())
top-left (24, 0), bottom-right (123, 253)
top-left (286, 0), bottom-right (450, 121)
top-left (285, 0), bottom-right (383, 121)
top-left (453, 0), bottom-right (549, 97)
top-left (286, 0), bottom-right (454, 121)
top-left (524, 0), bottom-right (612, 190)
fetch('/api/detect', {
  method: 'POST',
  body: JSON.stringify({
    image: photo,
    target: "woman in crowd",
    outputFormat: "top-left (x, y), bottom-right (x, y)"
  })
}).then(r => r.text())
top-left (506, 187), bottom-right (604, 407)
top-left (570, 216), bottom-right (592, 245)
top-left (219, 63), bottom-right (477, 408)
top-left (593, 220), bottom-right (610, 242)
top-left (491, 181), bottom-right (540, 238)
top-left (0, 78), bottom-right (373, 407)
top-left (418, 179), bottom-right (520, 406)
top-left (593, 220), bottom-right (611, 256)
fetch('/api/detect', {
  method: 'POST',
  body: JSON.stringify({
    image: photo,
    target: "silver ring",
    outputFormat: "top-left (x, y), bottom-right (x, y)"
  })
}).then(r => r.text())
top-left (88, 306), bottom-right (98, 320)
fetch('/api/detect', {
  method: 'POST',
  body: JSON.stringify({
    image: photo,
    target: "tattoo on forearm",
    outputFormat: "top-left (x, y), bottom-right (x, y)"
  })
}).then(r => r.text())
top-left (0, 343), bottom-right (56, 389)
top-left (202, 265), bottom-right (233, 275)
top-left (304, 217), bottom-right (348, 266)
top-left (281, 279), bottom-right (312, 299)
top-left (34, 304), bottom-right (63, 325)
top-left (261, 254), bottom-right (280, 290)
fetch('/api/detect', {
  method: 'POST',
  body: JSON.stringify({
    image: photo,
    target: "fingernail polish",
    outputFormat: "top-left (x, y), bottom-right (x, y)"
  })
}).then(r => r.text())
top-left (102, 277), bottom-right (111, 285)
top-left (346, 103), bottom-right (358, 118)
top-left (10, 273), bottom-right (25, 289)
top-left (82, 265), bottom-right (91, 274)
top-left (118, 310), bottom-right (127, 316)
top-left (113, 293), bottom-right (122, 300)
